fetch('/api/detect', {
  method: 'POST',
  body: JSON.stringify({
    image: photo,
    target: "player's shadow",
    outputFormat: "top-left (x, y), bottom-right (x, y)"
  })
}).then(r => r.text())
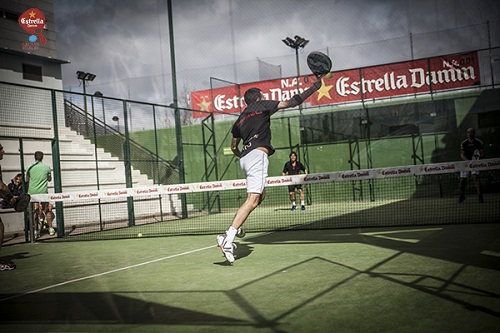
top-left (0, 251), bottom-right (35, 263)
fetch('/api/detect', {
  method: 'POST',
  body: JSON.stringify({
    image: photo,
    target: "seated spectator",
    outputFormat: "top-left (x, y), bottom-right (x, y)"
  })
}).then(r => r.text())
top-left (2, 173), bottom-right (23, 209)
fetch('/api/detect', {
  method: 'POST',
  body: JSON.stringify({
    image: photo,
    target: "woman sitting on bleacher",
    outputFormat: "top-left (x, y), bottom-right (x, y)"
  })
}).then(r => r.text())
top-left (2, 173), bottom-right (23, 209)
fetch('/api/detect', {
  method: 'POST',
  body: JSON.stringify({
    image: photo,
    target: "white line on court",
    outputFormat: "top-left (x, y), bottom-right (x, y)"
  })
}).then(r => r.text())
top-left (1, 230), bottom-right (282, 303)
top-left (0, 244), bottom-right (217, 303)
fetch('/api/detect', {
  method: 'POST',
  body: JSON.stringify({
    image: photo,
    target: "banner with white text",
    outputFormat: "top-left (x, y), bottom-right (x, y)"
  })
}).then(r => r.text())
top-left (190, 51), bottom-right (480, 118)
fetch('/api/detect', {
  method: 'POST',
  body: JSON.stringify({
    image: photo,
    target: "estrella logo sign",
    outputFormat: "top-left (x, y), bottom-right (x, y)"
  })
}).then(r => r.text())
top-left (18, 8), bottom-right (46, 44)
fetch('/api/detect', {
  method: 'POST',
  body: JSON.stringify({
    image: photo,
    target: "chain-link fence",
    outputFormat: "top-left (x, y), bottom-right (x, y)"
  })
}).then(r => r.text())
top-left (1, 17), bottom-right (499, 242)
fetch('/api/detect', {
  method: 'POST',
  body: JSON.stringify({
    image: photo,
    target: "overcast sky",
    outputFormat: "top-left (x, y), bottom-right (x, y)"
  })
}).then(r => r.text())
top-left (53, 0), bottom-right (500, 106)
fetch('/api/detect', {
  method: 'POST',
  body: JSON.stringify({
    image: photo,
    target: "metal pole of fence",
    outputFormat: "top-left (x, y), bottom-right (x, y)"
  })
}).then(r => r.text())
top-left (91, 97), bottom-right (104, 230)
top-left (18, 138), bottom-right (30, 242)
top-left (122, 100), bottom-right (135, 227)
top-left (168, 0), bottom-right (188, 218)
top-left (51, 90), bottom-right (65, 237)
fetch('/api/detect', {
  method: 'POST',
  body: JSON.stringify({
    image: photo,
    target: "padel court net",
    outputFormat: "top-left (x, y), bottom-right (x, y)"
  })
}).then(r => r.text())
top-left (31, 159), bottom-right (500, 241)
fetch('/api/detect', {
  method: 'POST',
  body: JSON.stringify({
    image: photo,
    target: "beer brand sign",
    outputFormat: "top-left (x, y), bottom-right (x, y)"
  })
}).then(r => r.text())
top-left (190, 52), bottom-right (480, 118)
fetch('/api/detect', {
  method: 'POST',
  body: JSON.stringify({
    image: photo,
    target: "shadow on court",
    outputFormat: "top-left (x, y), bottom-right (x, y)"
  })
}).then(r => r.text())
top-left (246, 223), bottom-right (500, 272)
top-left (235, 223), bottom-right (500, 325)
top-left (0, 292), bottom-right (251, 326)
top-left (1, 223), bottom-right (499, 332)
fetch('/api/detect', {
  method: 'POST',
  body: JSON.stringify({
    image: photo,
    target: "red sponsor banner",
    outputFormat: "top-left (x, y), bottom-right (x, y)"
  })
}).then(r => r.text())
top-left (190, 77), bottom-right (310, 118)
top-left (191, 52), bottom-right (480, 118)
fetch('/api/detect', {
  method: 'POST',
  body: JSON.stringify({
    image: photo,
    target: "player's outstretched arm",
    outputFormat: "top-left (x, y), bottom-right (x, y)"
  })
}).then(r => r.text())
top-left (278, 76), bottom-right (323, 110)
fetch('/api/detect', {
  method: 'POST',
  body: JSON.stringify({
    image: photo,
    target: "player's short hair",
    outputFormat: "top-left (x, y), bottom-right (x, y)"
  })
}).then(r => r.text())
top-left (244, 88), bottom-right (262, 105)
top-left (289, 151), bottom-right (297, 158)
top-left (34, 151), bottom-right (44, 161)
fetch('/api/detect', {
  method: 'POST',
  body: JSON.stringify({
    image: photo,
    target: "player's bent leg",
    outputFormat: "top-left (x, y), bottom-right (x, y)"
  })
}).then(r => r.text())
top-left (297, 188), bottom-right (306, 210)
top-left (259, 189), bottom-right (266, 205)
top-left (217, 234), bottom-right (235, 263)
top-left (45, 203), bottom-right (56, 235)
top-left (231, 193), bottom-right (260, 230)
top-left (217, 193), bottom-right (260, 263)
top-left (473, 175), bottom-right (484, 202)
top-left (290, 192), bottom-right (297, 210)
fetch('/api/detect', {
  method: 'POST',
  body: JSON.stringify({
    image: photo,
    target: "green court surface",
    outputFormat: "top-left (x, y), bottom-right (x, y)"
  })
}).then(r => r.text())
top-left (1, 223), bottom-right (500, 333)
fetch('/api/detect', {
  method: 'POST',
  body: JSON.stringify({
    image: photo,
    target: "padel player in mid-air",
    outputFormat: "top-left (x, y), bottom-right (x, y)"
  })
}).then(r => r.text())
top-left (217, 76), bottom-right (324, 264)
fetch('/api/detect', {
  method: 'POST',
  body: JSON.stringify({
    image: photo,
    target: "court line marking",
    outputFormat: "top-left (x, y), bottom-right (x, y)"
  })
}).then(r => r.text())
top-left (0, 244), bottom-right (217, 303)
top-left (360, 227), bottom-right (442, 243)
top-left (0, 227), bottom-right (444, 302)
top-left (1, 231), bottom-right (279, 303)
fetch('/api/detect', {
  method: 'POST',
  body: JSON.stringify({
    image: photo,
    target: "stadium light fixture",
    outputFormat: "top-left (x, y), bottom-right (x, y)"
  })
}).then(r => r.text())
top-left (112, 115), bottom-right (120, 133)
top-left (282, 34), bottom-right (309, 103)
top-left (76, 71), bottom-right (97, 135)
top-left (282, 35), bottom-right (309, 50)
top-left (282, 34), bottom-right (309, 81)
top-left (94, 91), bottom-right (106, 133)
top-left (76, 71), bottom-right (86, 80)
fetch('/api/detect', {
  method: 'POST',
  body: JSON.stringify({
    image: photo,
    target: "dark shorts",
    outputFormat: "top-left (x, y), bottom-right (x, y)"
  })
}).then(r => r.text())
top-left (288, 185), bottom-right (302, 193)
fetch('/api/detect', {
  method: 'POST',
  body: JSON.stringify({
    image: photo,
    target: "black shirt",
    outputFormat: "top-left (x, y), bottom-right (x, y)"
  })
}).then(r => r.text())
top-left (231, 100), bottom-right (280, 158)
top-left (2, 180), bottom-right (23, 209)
top-left (283, 161), bottom-right (306, 175)
top-left (461, 138), bottom-right (483, 160)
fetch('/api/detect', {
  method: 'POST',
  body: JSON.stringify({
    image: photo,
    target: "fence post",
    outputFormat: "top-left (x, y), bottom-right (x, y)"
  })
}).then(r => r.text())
top-left (122, 100), bottom-right (135, 227)
top-left (51, 90), bottom-right (65, 236)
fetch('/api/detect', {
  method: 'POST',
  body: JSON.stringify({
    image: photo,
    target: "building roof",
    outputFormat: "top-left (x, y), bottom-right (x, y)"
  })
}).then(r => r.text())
top-left (0, 47), bottom-right (70, 64)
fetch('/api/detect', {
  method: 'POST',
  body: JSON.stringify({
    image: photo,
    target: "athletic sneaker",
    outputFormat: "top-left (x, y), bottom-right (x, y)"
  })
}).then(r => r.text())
top-left (0, 259), bottom-right (16, 271)
top-left (49, 228), bottom-right (56, 236)
top-left (301, 205), bottom-right (306, 210)
top-left (291, 205), bottom-right (297, 211)
top-left (478, 194), bottom-right (484, 203)
top-left (458, 194), bottom-right (466, 203)
top-left (236, 227), bottom-right (246, 238)
top-left (216, 234), bottom-right (235, 263)
top-left (34, 230), bottom-right (40, 239)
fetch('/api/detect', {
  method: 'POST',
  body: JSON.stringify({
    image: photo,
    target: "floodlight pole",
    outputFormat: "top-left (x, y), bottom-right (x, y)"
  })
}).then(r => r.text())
top-left (282, 36), bottom-right (308, 112)
top-left (283, 35), bottom-right (311, 204)
top-left (77, 71), bottom-right (96, 136)
top-left (83, 79), bottom-right (88, 135)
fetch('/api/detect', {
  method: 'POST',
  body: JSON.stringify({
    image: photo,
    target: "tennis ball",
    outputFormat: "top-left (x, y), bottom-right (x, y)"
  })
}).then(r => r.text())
top-left (327, 72), bottom-right (333, 79)
top-left (137, 233), bottom-right (143, 237)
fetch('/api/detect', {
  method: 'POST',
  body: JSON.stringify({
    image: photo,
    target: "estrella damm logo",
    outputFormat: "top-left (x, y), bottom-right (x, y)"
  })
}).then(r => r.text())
top-left (18, 8), bottom-right (47, 45)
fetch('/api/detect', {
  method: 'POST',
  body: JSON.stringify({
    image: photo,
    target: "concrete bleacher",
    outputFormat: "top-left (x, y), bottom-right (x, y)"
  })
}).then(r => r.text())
top-left (1, 124), bottom-right (184, 235)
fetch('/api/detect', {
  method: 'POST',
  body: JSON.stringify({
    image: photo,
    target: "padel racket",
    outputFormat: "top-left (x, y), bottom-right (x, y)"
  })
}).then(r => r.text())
top-left (13, 193), bottom-right (31, 212)
top-left (307, 51), bottom-right (332, 77)
top-left (473, 149), bottom-right (480, 160)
